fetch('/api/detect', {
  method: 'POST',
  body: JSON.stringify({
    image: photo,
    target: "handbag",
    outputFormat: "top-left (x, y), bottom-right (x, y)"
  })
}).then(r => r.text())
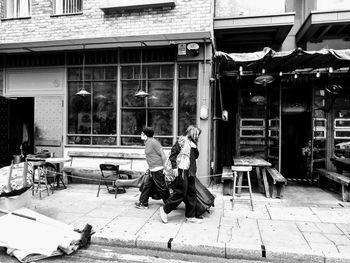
top-left (164, 141), bottom-right (190, 184)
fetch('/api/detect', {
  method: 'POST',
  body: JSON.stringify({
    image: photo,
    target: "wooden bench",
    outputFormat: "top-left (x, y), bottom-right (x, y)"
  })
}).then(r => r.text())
top-left (61, 151), bottom-right (146, 184)
top-left (266, 167), bottom-right (287, 198)
top-left (317, 168), bottom-right (350, 202)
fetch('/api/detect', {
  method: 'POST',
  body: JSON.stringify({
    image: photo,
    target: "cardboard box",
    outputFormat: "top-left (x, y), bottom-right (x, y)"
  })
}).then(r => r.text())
top-left (0, 190), bottom-right (32, 212)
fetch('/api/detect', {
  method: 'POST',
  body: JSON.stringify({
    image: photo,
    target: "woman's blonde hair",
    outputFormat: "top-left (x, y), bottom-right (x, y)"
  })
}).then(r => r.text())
top-left (185, 125), bottom-right (201, 143)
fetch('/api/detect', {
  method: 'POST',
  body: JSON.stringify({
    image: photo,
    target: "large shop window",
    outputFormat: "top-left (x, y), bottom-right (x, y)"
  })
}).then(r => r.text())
top-left (121, 64), bottom-right (174, 147)
top-left (54, 0), bottom-right (82, 14)
top-left (67, 63), bottom-right (198, 147)
top-left (67, 66), bottom-right (117, 145)
top-left (5, 0), bottom-right (31, 18)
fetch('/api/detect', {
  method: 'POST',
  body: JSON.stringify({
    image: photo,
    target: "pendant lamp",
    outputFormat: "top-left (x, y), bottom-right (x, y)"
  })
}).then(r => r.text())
top-left (76, 45), bottom-right (91, 96)
top-left (254, 75), bottom-right (274, 86)
top-left (135, 42), bottom-right (149, 98)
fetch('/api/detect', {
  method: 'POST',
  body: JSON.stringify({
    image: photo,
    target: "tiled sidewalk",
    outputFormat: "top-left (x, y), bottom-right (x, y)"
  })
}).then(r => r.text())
top-left (12, 182), bottom-right (350, 262)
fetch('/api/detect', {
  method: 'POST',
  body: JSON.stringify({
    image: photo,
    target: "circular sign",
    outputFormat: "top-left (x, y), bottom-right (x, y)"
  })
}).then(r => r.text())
top-left (187, 43), bottom-right (199, 51)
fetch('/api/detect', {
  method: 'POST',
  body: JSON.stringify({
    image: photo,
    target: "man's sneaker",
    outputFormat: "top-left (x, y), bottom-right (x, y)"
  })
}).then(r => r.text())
top-left (159, 206), bottom-right (168, 223)
top-left (186, 217), bottom-right (203, 224)
top-left (135, 202), bottom-right (149, 209)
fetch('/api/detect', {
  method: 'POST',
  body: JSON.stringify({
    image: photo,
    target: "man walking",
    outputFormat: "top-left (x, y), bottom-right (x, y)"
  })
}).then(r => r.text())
top-left (135, 127), bottom-right (170, 209)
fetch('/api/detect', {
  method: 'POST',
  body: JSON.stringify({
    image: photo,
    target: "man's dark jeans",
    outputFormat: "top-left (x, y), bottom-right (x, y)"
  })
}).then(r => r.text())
top-left (139, 169), bottom-right (170, 204)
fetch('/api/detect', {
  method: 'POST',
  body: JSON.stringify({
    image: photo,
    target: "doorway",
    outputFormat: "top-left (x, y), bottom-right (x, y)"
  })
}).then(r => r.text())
top-left (9, 97), bottom-right (35, 158)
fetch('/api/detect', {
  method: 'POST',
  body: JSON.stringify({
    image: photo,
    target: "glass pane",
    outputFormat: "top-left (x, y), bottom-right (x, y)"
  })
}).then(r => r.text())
top-left (105, 67), bottom-right (118, 80)
top-left (121, 66), bottom-right (134, 79)
top-left (122, 81), bottom-right (146, 107)
top-left (68, 68), bottom-right (81, 80)
top-left (188, 64), bottom-right (198, 78)
top-left (67, 82), bottom-right (92, 135)
top-left (121, 137), bottom-right (143, 146)
top-left (155, 137), bottom-right (173, 147)
top-left (121, 110), bottom-right (146, 135)
top-left (148, 65), bottom-right (161, 79)
top-left (148, 110), bottom-right (173, 135)
top-left (93, 68), bottom-right (104, 80)
top-left (92, 136), bottom-right (117, 145)
top-left (84, 68), bottom-right (93, 81)
top-left (67, 136), bottom-right (91, 145)
top-left (161, 65), bottom-right (174, 78)
top-left (178, 64), bottom-right (187, 78)
top-left (148, 80), bottom-right (173, 107)
top-left (178, 80), bottom-right (197, 135)
top-left (92, 82), bottom-right (117, 135)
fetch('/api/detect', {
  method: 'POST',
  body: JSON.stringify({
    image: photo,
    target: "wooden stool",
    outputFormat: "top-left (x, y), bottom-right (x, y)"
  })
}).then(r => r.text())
top-left (27, 159), bottom-right (50, 199)
top-left (232, 165), bottom-right (253, 211)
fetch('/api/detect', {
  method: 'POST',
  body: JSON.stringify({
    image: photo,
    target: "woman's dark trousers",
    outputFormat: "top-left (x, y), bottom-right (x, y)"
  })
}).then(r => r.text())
top-left (163, 169), bottom-right (197, 218)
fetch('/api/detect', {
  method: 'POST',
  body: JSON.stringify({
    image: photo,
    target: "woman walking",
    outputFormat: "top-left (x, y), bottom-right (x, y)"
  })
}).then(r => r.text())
top-left (159, 125), bottom-right (202, 224)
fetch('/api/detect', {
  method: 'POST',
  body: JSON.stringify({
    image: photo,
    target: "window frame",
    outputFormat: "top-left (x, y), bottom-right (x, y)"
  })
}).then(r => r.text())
top-left (54, 0), bottom-right (83, 15)
top-left (66, 61), bottom-right (199, 147)
top-left (119, 62), bottom-right (175, 146)
top-left (5, 0), bottom-right (31, 19)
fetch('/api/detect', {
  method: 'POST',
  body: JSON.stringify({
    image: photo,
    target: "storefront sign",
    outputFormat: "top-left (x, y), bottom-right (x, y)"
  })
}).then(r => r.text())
top-left (178, 44), bottom-right (186, 56)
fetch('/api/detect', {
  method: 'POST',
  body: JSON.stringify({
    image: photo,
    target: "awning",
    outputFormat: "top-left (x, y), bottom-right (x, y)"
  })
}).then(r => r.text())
top-left (296, 10), bottom-right (350, 44)
top-left (0, 31), bottom-right (212, 53)
top-left (214, 47), bottom-right (350, 74)
top-left (214, 13), bottom-right (295, 52)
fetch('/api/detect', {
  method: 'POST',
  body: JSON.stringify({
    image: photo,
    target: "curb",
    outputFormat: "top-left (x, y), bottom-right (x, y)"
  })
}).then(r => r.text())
top-left (91, 234), bottom-right (349, 263)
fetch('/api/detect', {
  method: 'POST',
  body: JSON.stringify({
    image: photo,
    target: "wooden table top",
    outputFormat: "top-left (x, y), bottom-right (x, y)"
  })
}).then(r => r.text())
top-left (233, 157), bottom-right (271, 167)
top-left (45, 157), bottom-right (72, 164)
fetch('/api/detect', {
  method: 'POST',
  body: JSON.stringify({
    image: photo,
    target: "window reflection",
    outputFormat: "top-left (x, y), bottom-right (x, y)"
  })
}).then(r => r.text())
top-left (121, 64), bottom-right (174, 145)
top-left (67, 66), bottom-right (117, 145)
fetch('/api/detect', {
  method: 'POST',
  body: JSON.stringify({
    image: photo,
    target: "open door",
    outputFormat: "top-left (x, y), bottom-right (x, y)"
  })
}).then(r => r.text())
top-left (34, 96), bottom-right (63, 157)
top-left (0, 97), bottom-right (10, 167)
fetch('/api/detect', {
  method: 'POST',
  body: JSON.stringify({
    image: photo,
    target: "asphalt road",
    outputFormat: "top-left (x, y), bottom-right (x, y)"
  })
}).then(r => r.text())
top-left (0, 244), bottom-right (270, 263)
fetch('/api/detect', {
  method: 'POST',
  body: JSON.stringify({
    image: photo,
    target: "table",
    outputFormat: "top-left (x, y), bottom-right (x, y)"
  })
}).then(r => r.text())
top-left (330, 157), bottom-right (350, 174)
top-left (233, 157), bottom-right (272, 198)
top-left (45, 157), bottom-right (72, 188)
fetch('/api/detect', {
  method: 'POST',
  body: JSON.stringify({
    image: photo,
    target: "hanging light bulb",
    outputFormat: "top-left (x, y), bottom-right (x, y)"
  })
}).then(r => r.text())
top-left (316, 72), bottom-right (320, 78)
top-left (262, 68), bottom-right (265, 74)
top-left (76, 45), bottom-right (91, 96)
top-left (294, 73), bottom-right (298, 79)
top-left (239, 66), bottom-right (243, 75)
top-left (135, 42), bottom-right (149, 98)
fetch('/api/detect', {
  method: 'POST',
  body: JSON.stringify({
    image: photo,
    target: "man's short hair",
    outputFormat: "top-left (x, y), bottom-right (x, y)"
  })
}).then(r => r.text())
top-left (142, 127), bottom-right (154, 138)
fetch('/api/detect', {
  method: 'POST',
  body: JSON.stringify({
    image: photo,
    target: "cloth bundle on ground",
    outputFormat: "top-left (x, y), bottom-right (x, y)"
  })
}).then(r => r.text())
top-left (0, 162), bottom-right (33, 197)
top-left (0, 208), bottom-right (92, 263)
top-left (116, 171), bottom-right (215, 216)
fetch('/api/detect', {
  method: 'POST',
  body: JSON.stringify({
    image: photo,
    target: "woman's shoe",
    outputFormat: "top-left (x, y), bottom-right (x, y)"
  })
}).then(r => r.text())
top-left (186, 217), bottom-right (203, 224)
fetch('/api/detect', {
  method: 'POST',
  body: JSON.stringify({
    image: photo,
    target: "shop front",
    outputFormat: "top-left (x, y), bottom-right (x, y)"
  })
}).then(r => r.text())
top-left (213, 48), bottom-right (350, 183)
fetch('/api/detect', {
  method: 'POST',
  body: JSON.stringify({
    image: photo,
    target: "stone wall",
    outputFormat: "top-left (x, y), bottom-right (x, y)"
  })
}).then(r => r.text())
top-left (0, 0), bottom-right (213, 44)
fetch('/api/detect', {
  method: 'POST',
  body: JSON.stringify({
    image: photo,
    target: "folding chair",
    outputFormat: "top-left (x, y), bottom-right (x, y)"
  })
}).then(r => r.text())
top-left (97, 164), bottom-right (125, 198)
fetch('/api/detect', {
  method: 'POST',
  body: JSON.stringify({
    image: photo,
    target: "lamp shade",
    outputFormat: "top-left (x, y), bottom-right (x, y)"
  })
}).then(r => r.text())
top-left (325, 84), bottom-right (343, 95)
top-left (134, 90), bottom-right (149, 98)
top-left (254, 75), bottom-right (274, 86)
top-left (75, 88), bottom-right (91, 96)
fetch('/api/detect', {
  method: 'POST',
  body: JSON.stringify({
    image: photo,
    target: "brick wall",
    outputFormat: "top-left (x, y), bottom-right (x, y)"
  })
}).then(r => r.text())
top-left (215, 0), bottom-right (286, 18)
top-left (0, 0), bottom-right (213, 44)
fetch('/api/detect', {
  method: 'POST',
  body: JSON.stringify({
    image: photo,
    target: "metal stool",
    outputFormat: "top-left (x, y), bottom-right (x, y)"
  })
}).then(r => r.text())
top-left (231, 165), bottom-right (253, 211)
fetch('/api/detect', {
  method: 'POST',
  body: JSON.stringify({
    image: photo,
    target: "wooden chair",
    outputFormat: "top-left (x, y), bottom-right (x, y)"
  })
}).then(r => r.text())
top-left (97, 164), bottom-right (125, 198)
top-left (232, 165), bottom-right (254, 211)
